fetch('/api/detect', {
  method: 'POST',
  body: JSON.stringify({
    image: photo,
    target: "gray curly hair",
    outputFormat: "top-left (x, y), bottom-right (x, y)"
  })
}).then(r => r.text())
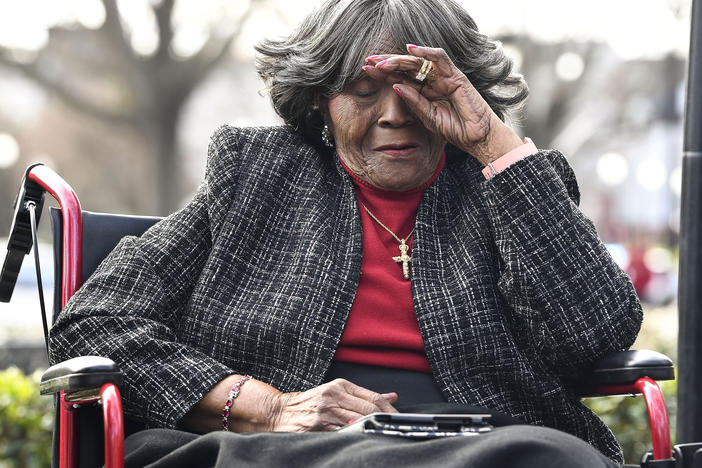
top-left (255, 0), bottom-right (528, 147)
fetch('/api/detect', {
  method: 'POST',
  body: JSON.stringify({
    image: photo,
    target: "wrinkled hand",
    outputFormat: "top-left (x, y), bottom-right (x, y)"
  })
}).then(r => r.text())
top-left (364, 45), bottom-right (523, 165)
top-left (268, 379), bottom-right (398, 432)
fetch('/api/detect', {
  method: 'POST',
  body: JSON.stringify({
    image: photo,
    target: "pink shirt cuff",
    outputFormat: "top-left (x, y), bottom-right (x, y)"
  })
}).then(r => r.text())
top-left (482, 138), bottom-right (537, 180)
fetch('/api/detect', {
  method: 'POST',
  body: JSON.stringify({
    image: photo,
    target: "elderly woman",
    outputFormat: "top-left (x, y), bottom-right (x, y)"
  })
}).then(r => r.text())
top-left (49, 0), bottom-right (641, 467)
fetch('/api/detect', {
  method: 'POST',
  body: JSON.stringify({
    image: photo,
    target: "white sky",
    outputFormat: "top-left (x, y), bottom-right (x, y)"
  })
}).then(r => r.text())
top-left (0, 0), bottom-right (692, 61)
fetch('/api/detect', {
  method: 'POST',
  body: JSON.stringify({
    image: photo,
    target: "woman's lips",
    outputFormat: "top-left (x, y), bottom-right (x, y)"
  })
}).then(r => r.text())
top-left (373, 143), bottom-right (419, 157)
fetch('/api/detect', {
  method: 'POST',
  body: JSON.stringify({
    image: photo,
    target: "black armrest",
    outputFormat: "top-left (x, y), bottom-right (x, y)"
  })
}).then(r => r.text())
top-left (40, 356), bottom-right (123, 397)
top-left (580, 350), bottom-right (674, 386)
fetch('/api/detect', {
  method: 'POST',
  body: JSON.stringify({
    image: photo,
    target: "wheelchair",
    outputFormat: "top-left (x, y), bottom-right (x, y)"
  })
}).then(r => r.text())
top-left (1, 163), bottom-right (698, 468)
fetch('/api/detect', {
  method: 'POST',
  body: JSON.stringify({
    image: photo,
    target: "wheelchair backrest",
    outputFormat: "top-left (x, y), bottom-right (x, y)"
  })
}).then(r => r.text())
top-left (49, 208), bottom-right (162, 321)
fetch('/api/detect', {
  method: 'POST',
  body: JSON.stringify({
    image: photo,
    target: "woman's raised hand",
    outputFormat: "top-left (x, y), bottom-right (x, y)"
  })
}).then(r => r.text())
top-left (364, 45), bottom-right (523, 166)
top-left (269, 379), bottom-right (398, 432)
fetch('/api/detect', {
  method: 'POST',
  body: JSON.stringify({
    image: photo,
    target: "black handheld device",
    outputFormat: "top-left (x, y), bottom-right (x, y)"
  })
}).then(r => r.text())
top-left (337, 412), bottom-right (493, 439)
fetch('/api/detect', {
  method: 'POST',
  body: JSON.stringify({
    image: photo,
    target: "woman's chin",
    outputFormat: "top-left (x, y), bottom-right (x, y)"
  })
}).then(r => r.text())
top-left (371, 174), bottom-right (423, 191)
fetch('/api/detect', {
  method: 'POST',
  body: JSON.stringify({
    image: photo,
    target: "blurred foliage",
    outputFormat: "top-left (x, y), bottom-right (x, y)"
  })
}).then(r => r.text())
top-left (0, 367), bottom-right (53, 468)
top-left (584, 377), bottom-right (677, 464)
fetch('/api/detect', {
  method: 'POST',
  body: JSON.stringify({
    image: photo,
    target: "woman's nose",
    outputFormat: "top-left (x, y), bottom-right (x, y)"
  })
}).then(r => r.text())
top-left (377, 89), bottom-right (416, 128)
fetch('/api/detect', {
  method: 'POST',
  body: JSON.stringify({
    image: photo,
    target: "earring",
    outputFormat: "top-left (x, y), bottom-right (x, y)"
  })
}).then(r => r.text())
top-left (322, 124), bottom-right (334, 147)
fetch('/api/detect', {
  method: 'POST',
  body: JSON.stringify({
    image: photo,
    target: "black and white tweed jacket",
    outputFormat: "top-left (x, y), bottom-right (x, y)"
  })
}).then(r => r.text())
top-left (49, 125), bottom-right (642, 462)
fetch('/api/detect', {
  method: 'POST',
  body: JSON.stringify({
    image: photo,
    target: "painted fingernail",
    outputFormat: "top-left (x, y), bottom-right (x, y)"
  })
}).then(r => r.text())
top-left (348, 419), bottom-right (356, 424)
top-left (375, 59), bottom-right (388, 68)
top-left (407, 44), bottom-right (418, 49)
top-left (362, 65), bottom-right (373, 72)
top-left (365, 55), bottom-right (380, 62)
top-left (393, 86), bottom-right (403, 98)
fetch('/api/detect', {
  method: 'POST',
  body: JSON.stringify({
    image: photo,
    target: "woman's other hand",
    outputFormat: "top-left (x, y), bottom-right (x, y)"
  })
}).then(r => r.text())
top-left (181, 375), bottom-right (397, 434)
top-left (270, 378), bottom-right (398, 432)
top-left (364, 45), bottom-right (524, 166)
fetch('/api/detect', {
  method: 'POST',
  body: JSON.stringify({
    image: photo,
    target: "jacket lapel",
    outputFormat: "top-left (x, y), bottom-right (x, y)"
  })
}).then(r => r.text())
top-left (412, 154), bottom-right (509, 404)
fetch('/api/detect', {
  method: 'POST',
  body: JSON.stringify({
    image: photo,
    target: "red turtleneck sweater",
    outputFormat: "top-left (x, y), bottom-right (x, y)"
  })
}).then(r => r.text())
top-left (334, 155), bottom-right (445, 373)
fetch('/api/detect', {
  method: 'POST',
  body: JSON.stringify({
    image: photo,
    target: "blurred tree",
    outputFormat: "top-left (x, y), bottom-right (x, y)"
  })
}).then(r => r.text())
top-left (0, 0), bottom-right (261, 215)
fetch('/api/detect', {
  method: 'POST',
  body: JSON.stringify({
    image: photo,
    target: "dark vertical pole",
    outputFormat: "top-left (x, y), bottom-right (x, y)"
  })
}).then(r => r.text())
top-left (678, 0), bottom-right (702, 445)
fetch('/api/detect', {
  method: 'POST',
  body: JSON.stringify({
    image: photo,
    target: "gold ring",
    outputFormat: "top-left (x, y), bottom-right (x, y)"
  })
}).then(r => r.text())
top-left (415, 59), bottom-right (434, 82)
top-left (415, 59), bottom-right (431, 81)
top-left (425, 66), bottom-right (438, 82)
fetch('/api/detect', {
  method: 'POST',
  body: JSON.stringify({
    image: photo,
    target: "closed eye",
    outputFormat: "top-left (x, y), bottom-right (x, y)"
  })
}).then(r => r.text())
top-left (355, 90), bottom-right (377, 98)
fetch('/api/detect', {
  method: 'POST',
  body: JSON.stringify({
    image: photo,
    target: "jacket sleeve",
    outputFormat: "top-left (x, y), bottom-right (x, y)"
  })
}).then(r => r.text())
top-left (479, 150), bottom-right (642, 378)
top-left (49, 129), bottom-right (239, 429)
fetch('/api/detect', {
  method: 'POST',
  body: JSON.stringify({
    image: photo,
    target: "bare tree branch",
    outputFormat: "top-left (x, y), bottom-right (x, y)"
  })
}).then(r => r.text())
top-left (0, 48), bottom-right (135, 125)
top-left (181, 3), bottom-right (258, 90)
top-left (153, 0), bottom-right (175, 61)
top-left (100, 0), bottom-right (138, 64)
top-left (99, 0), bottom-right (151, 106)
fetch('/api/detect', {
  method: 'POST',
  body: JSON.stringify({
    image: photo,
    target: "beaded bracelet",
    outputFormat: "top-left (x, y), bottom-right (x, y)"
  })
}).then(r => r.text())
top-left (221, 375), bottom-right (252, 431)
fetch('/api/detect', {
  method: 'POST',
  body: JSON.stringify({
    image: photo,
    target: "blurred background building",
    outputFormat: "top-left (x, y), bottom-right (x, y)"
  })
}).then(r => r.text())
top-left (0, 0), bottom-right (690, 362)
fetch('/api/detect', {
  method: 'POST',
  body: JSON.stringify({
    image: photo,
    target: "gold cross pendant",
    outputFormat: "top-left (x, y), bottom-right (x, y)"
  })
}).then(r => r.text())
top-left (392, 241), bottom-right (412, 280)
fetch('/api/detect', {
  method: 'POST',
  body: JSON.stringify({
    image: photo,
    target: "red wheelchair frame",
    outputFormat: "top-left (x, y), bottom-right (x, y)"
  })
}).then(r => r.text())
top-left (4, 163), bottom-right (677, 468)
top-left (27, 164), bottom-right (124, 468)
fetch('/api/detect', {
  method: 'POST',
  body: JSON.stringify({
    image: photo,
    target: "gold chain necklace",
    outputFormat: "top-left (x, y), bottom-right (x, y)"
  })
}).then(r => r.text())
top-left (361, 203), bottom-right (414, 280)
